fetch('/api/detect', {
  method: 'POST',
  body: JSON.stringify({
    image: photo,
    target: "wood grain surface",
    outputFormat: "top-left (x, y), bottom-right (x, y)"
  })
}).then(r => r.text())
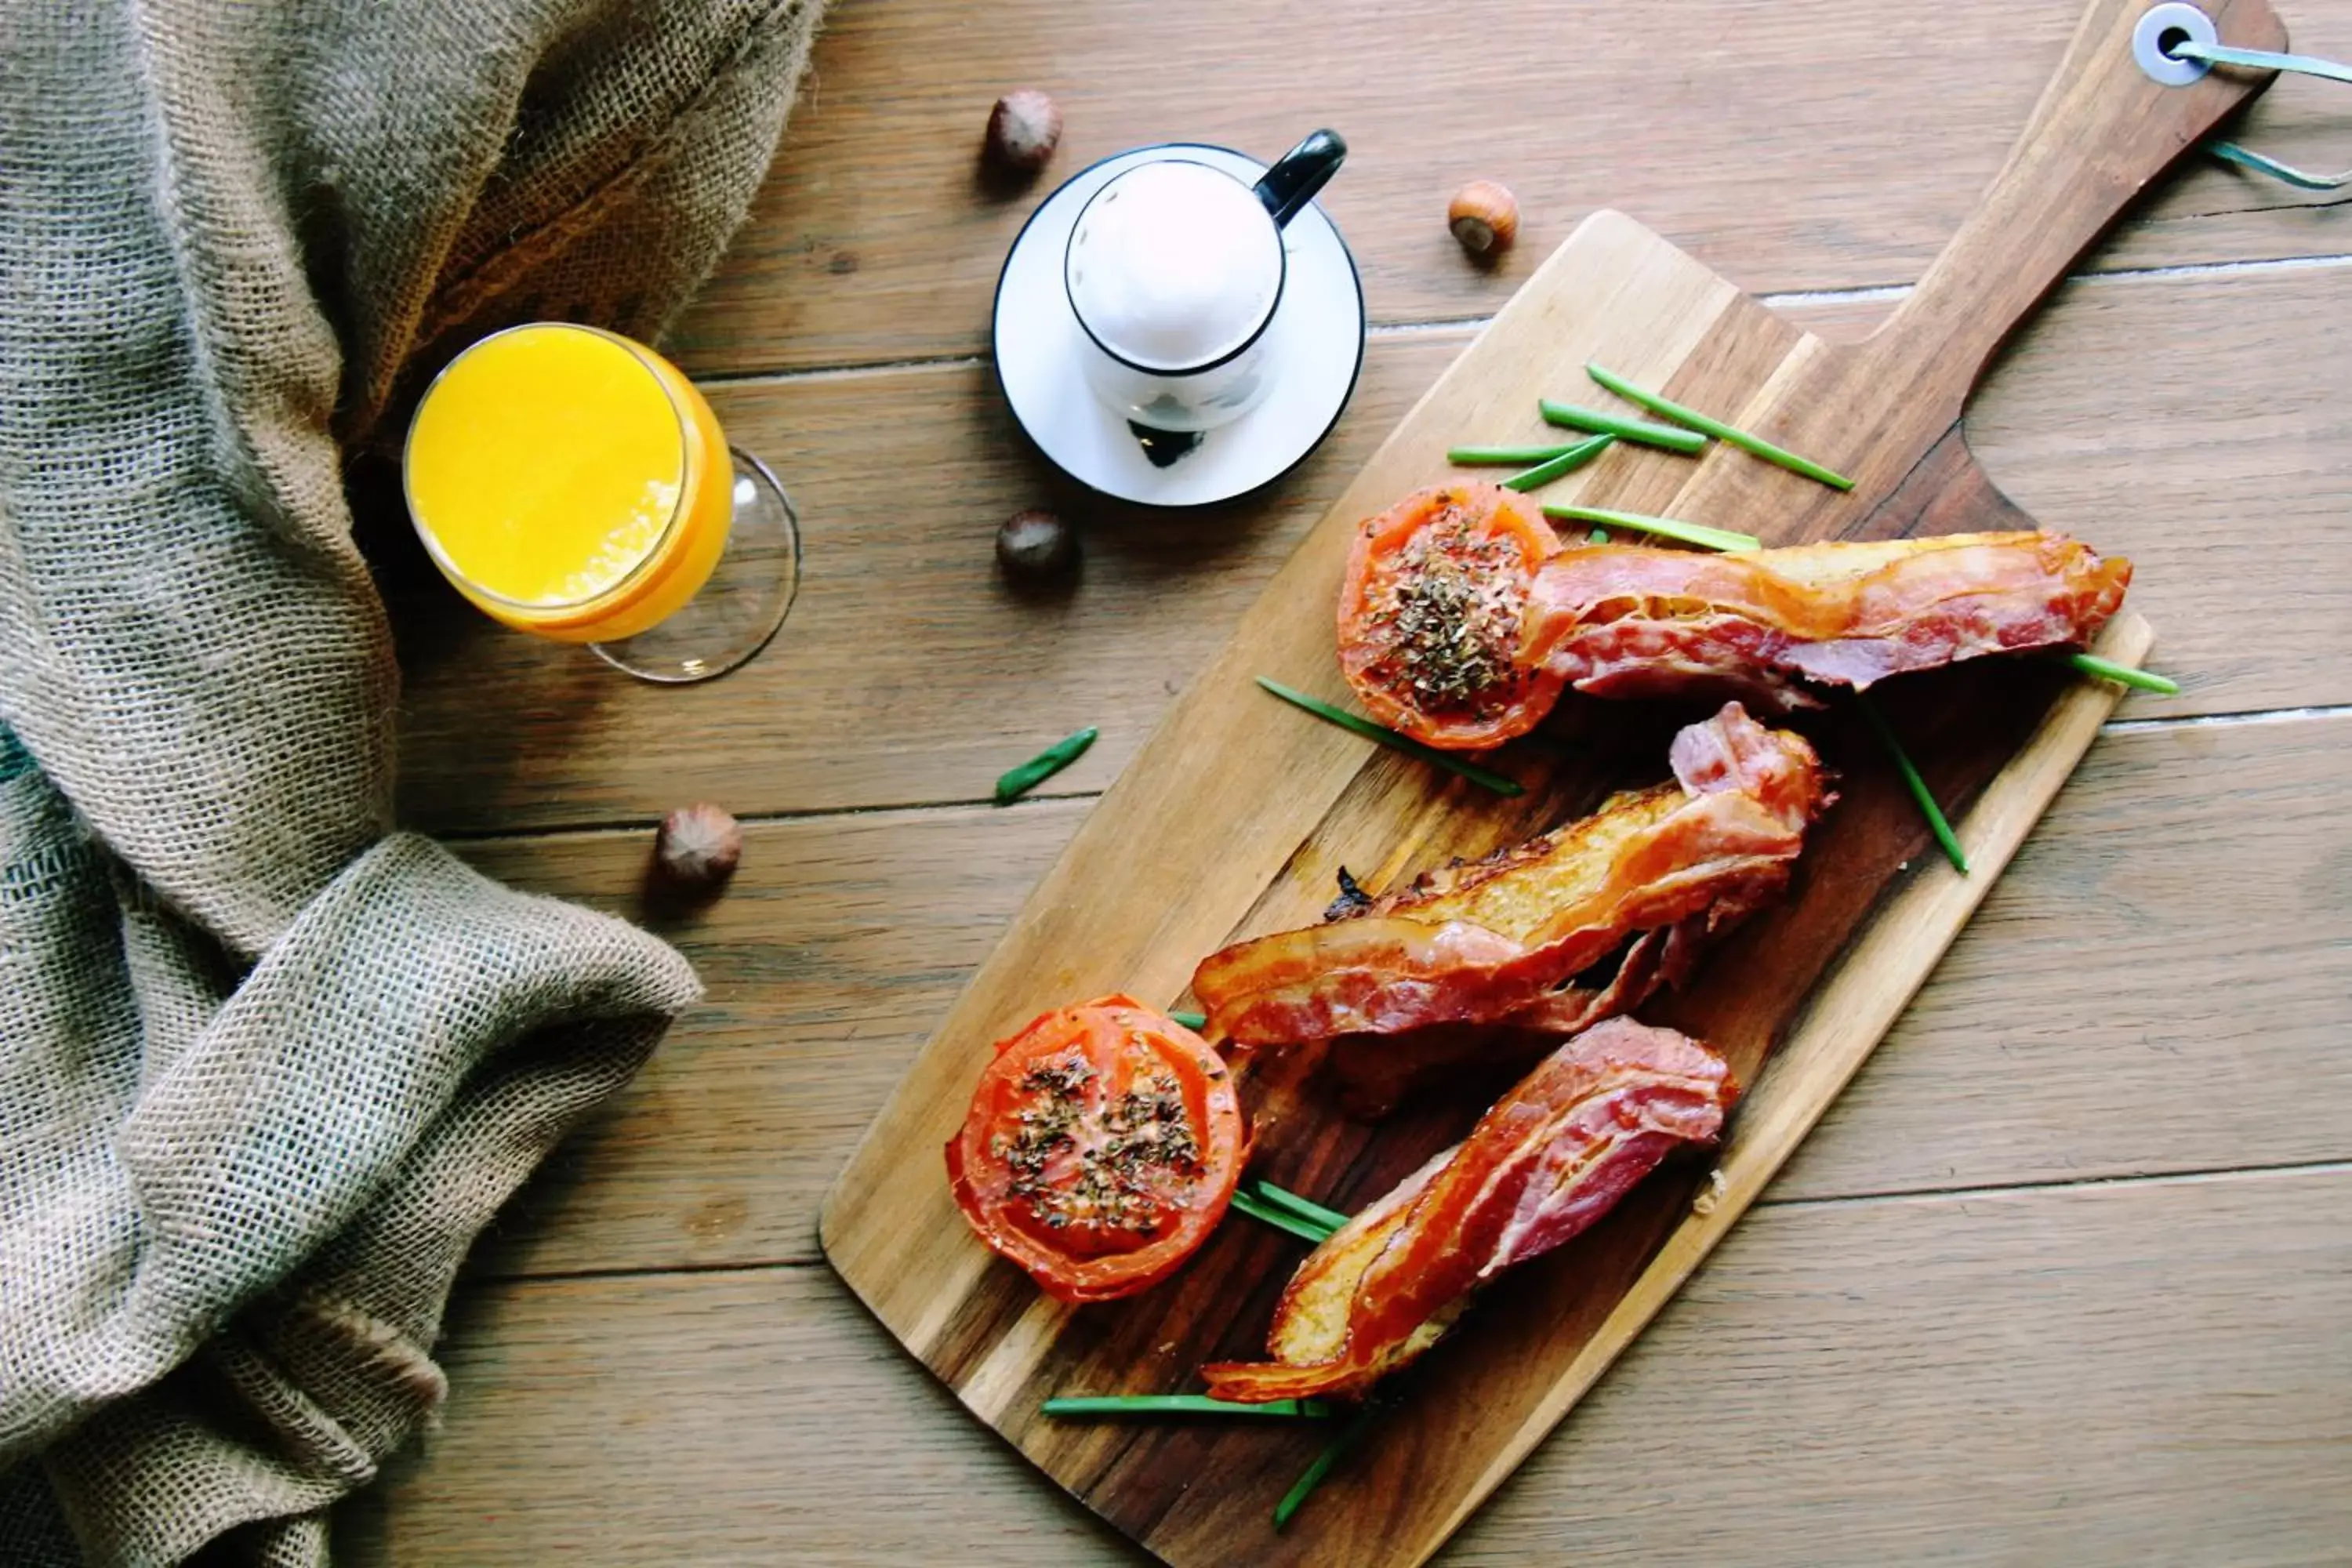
top-left (350, 1166), bottom-right (2352, 1566)
top-left (669, 0), bottom-right (2352, 373)
top-left (818, 5), bottom-right (2282, 1556)
top-left (339, 0), bottom-right (2352, 1559)
top-left (458, 711), bottom-right (2352, 1283)
top-left (392, 258), bottom-right (2352, 835)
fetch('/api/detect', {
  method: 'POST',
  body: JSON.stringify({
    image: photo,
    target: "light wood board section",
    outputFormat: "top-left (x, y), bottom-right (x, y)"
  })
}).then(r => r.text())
top-left (343, 1164), bottom-right (2352, 1566)
top-left (670, 0), bottom-right (2352, 373)
top-left (462, 710), bottom-right (2352, 1279)
top-left (395, 260), bottom-right (2352, 835)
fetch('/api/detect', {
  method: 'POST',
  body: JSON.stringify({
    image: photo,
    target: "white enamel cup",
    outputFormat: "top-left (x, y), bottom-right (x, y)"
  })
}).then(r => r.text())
top-left (1062, 130), bottom-right (1346, 433)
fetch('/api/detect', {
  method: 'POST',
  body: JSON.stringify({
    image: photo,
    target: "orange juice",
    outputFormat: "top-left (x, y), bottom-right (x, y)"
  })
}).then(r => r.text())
top-left (404, 324), bottom-right (734, 643)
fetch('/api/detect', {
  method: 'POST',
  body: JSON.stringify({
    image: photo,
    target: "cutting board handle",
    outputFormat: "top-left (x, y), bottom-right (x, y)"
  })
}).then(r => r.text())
top-left (1870, 0), bottom-right (2287, 401)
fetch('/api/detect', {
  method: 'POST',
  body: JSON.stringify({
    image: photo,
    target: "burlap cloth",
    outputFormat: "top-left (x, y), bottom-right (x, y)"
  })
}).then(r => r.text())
top-left (0, 2), bottom-right (823, 1562)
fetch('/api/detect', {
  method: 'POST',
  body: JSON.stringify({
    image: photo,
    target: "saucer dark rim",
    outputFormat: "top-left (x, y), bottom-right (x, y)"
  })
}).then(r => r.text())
top-left (991, 142), bottom-right (1367, 513)
top-left (1059, 155), bottom-right (1289, 379)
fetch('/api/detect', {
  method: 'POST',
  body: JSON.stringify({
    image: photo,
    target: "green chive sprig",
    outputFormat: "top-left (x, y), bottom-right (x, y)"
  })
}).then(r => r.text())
top-left (1857, 695), bottom-right (1969, 874)
top-left (1255, 678), bottom-right (1523, 797)
top-left (1446, 443), bottom-right (1582, 466)
top-left (994, 726), bottom-right (1098, 803)
top-left (1537, 400), bottom-right (1708, 455)
top-left (1274, 1405), bottom-right (1380, 1529)
top-left (1170, 1007), bottom-right (1208, 1030)
top-left (1501, 434), bottom-right (1615, 492)
top-left (1247, 1181), bottom-right (1349, 1236)
top-left (1586, 362), bottom-right (1854, 491)
top-left (1232, 1189), bottom-right (1335, 1245)
top-left (1042, 1395), bottom-right (1333, 1420)
top-left (2067, 652), bottom-right (2178, 695)
top-left (1540, 505), bottom-right (1759, 554)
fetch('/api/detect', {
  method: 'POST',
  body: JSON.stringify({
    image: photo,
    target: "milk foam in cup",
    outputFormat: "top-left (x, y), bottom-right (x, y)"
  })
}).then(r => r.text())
top-left (1067, 161), bottom-right (1284, 373)
top-left (1058, 132), bottom-right (1345, 435)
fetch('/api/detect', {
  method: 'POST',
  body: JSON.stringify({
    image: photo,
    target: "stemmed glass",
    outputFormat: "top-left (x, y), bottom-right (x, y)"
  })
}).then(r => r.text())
top-left (403, 322), bottom-right (800, 684)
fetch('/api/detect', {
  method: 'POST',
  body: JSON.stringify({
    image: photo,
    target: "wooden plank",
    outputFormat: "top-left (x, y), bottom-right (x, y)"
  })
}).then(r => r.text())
top-left (1774, 708), bottom-right (2352, 1200)
top-left (341, 1164), bottom-right (2352, 1565)
top-left (395, 261), bottom-right (2352, 835)
top-left (1456, 1164), bottom-right (2352, 1566)
top-left (463, 710), bottom-right (2352, 1279)
top-left (808, 21), bottom-right (2288, 1544)
top-left (463, 798), bottom-right (1087, 1282)
top-left (669, 0), bottom-right (2352, 375)
top-left (383, 323), bottom-right (1437, 834)
top-left (463, 711), bottom-right (2348, 1269)
top-left (339, 1263), bottom-right (1126, 1568)
top-left (1962, 263), bottom-right (2352, 720)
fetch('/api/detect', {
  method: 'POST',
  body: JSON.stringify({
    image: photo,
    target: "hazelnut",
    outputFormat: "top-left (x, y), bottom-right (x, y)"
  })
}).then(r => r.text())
top-left (984, 89), bottom-right (1062, 174)
top-left (655, 803), bottom-right (741, 888)
top-left (1447, 180), bottom-right (1519, 258)
top-left (996, 508), bottom-right (1076, 579)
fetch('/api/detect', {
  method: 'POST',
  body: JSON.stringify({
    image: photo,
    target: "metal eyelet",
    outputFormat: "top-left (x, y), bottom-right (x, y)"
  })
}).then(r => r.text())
top-left (2134, 3), bottom-right (2219, 86)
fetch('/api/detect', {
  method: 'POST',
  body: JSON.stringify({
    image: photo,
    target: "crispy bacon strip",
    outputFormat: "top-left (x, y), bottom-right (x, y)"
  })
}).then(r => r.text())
top-left (1321, 914), bottom-right (1707, 1118)
top-left (1522, 532), bottom-right (2132, 713)
top-left (1201, 1018), bottom-right (1736, 1402)
top-left (1334, 502), bottom-right (2132, 742)
top-left (1192, 702), bottom-right (1830, 1047)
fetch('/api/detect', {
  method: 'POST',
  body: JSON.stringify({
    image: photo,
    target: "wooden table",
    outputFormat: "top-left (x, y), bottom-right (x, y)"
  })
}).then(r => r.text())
top-left (341, 1), bottom-right (2352, 1560)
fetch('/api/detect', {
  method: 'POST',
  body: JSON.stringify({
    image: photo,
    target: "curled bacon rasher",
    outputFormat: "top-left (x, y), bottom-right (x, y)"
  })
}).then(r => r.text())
top-left (1191, 702), bottom-right (1830, 1049)
top-left (1319, 913), bottom-right (1707, 1119)
top-left (1523, 531), bottom-right (2133, 713)
top-left (1334, 477), bottom-right (2131, 746)
top-left (1201, 1018), bottom-right (1736, 1403)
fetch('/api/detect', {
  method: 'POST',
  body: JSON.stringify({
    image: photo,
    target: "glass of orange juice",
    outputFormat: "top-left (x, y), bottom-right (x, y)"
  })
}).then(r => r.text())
top-left (403, 322), bottom-right (800, 684)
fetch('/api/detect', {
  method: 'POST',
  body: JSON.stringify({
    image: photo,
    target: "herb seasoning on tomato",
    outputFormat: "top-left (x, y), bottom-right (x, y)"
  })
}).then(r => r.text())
top-left (1338, 483), bottom-right (1564, 750)
top-left (946, 995), bottom-right (1246, 1303)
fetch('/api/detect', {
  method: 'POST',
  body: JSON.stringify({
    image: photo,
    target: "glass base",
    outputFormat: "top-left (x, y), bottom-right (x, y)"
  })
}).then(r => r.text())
top-left (592, 448), bottom-right (800, 684)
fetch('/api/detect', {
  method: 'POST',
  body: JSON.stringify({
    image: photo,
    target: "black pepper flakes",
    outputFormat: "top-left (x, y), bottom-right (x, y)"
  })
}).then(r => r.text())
top-left (1000, 1054), bottom-right (1203, 1237)
top-left (1363, 504), bottom-right (1530, 720)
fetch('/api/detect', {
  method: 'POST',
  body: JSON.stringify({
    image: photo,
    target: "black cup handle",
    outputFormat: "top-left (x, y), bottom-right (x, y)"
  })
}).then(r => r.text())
top-left (1252, 129), bottom-right (1347, 229)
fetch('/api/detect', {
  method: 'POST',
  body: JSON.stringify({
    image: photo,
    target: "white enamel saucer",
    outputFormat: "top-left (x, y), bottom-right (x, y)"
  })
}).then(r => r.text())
top-left (993, 143), bottom-right (1367, 508)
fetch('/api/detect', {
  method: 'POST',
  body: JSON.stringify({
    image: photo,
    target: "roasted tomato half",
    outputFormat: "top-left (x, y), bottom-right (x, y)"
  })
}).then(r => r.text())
top-left (946, 995), bottom-right (1246, 1303)
top-left (1338, 482), bottom-right (1563, 750)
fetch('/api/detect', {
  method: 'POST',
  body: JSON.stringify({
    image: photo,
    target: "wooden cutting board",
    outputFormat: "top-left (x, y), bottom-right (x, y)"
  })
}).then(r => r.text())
top-left (820, 2), bottom-right (2281, 1561)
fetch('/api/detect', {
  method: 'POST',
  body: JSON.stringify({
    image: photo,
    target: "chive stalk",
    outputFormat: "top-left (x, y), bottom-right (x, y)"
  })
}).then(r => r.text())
top-left (2209, 139), bottom-right (2350, 192)
top-left (1041, 1394), bottom-right (1333, 1420)
top-left (2168, 38), bottom-right (2352, 82)
top-left (1255, 678), bottom-right (1523, 797)
top-left (1856, 695), bottom-right (1969, 874)
top-left (1540, 505), bottom-right (1760, 554)
top-left (1248, 1181), bottom-right (1350, 1235)
top-left (1273, 1406), bottom-right (1380, 1529)
top-left (1585, 362), bottom-right (1855, 491)
top-left (1537, 400), bottom-right (1708, 455)
top-left (1170, 1007), bottom-right (1208, 1030)
top-left (1446, 443), bottom-right (1581, 466)
top-left (1501, 434), bottom-right (1615, 492)
top-left (1232, 1189), bottom-right (1336, 1245)
top-left (994, 726), bottom-right (1098, 803)
top-left (2067, 652), bottom-right (2179, 695)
